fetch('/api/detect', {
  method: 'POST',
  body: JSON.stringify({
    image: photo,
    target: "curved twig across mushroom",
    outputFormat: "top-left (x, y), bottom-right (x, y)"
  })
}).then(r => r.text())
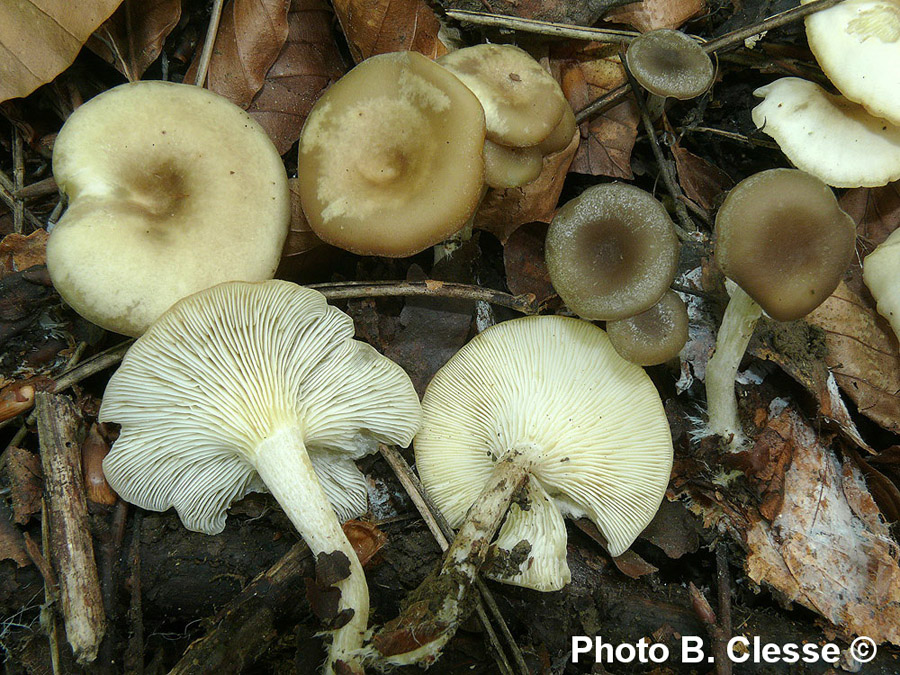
top-left (99, 281), bottom-right (422, 674)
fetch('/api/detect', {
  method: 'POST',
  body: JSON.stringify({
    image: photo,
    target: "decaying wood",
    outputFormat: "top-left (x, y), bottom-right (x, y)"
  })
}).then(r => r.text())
top-left (36, 391), bottom-right (107, 664)
top-left (168, 541), bottom-right (314, 675)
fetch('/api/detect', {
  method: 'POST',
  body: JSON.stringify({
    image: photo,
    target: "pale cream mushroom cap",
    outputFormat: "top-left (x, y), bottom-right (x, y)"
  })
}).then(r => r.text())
top-left (99, 280), bottom-right (422, 534)
top-left (415, 316), bottom-right (673, 589)
top-left (803, 0), bottom-right (900, 125)
top-left (439, 44), bottom-right (567, 148)
top-left (48, 81), bottom-right (290, 337)
top-left (297, 51), bottom-right (485, 257)
top-left (483, 140), bottom-right (543, 189)
top-left (863, 228), bottom-right (900, 340)
top-left (751, 77), bottom-right (900, 188)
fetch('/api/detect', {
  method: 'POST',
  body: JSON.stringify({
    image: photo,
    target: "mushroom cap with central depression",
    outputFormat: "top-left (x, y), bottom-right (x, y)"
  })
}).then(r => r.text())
top-left (415, 316), bottom-right (673, 590)
top-left (297, 51), bottom-right (486, 257)
top-left (48, 81), bottom-right (290, 337)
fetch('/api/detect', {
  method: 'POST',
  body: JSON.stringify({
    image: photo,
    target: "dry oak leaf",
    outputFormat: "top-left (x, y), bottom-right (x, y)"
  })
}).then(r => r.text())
top-left (604, 0), bottom-right (705, 32)
top-left (0, 0), bottom-right (123, 102)
top-left (333, 0), bottom-right (447, 63)
top-left (744, 408), bottom-right (900, 644)
top-left (88, 0), bottom-right (182, 81)
top-left (0, 229), bottom-right (48, 279)
top-left (552, 42), bottom-right (638, 179)
top-left (808, 281), bottom-right (900, 434)
top-left (474, 129), bottom-right (579, 242)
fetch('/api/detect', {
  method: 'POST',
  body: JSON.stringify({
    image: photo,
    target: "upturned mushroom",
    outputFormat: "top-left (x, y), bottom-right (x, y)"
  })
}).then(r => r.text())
top-left (706, 169), bottom-right (856, 448)
top-left (624, 29), bottom-right (715, 101)
top-left (482, 140), bottom-right (543, 188)
top-left (99, 280), bottom-right (422, 674)
top-left (371, 316), bottom-right (673, 665)
top-left (297, 51), bottom-right (486, 257)
top-left (607, 290), bottom-right (689, 366)
top-left (545, 183), bottom-right (680, 321)
top-left (863, 227), bottom-right (900, 341)
top-left (48, 81), bottom-right (290, 337)
top-left (751, 77), bottom-right (900, 188)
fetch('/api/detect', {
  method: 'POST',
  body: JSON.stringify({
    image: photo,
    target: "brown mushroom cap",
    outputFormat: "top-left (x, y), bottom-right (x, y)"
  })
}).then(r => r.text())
top-left (545, 183), bottom-right (680, 321)
top-left (439, 44), bottom-right (567, 147)
top-left (625, 29), bottom-right (715, 100)
top-left (537, 102), bottom-right (577, 155)
top-left (483, 140), bottom-right (543, 188)
top-left (607, 290), bottom-right (689, 366)
top-left (297, 51), bottom-right (486, 258)
top-left (715, 168), bottom-right (856, 321)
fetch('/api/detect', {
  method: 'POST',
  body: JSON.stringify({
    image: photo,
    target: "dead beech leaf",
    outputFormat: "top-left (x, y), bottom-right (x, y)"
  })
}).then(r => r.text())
top-left (742, 409), bottom-right (900, 644)
top-left (6, 447), bottom-right (42, 525)
top-left (503, 222), bottom-right (554, 303)
top-left (672, 144), bottom-right (733, 213)
top-left (333, 0), bottom-right (447, 63)
top-left (605, 0), bottom-right (705, 32)
top-left (246, 0), bottom-right (346, 154)
top-left (552, 43), bottom-right (638, 179)
top-left (0, 0), bottom-right (123, 102)
top-left (0, 229), bottom-right (48, 279)
top-left (474, 130), bottom-right (578, 242)
top-left (445, 0), bottom-right (612, 25)
top-left (808, 281), bottom-right (900, 434)
top-left (88, 0), bottom-right (182, 80)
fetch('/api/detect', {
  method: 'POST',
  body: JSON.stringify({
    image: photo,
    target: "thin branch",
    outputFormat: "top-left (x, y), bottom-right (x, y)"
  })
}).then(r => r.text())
top-left (0, 168), bottom-right (45, 231)
top-left (13, 128), bottom-right (25, 233)
top-left (445, 9), bottom-right (639, 44)
top-left (15, 176), bottom-right (58, 201)
top-left (194, 0), bottom-right (225, 87)
top-left (310, 280), bottom-right (541, 315)
top-left (378, 445), bottom-right (530, 675)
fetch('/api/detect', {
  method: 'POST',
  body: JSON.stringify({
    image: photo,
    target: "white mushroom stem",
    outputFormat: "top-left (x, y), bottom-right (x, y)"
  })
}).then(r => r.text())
top-left (705, 284), bottom-right (763, 450)
top-left (254, 426), bottom-right (367, 675)
top-left (374, 448), bottom-right (532, 666)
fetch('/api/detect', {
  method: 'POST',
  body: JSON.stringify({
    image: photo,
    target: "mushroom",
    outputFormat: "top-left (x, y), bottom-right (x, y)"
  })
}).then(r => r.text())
top-left (98, 280), bottom-right (422, 674)
top-left (371, 316), bottom-right (673, 665)
top-left (607, 290), bottom-right (689, 366)
top-left (545, 183), bottom-right (680, 321)
top-left (536, 102), bottom-right (578, 155)
top-left (706, 168), bottom-right (856, 448)
top-left (751, 77), bottom-right (900, 188)
top-left (483, 139), bottom-right (543, 188)
top-left (804, 0), bottom-right (900, 125)
top-left (47, 81), bottom-right (290, 337)
top-left (624, 29), bottom-right (715, 100)
top-left (863, 227), bottom-right (900, 341)
top-left (297, 51), bottom-right (486, 258)
top-left (438, 44), bottom-right (568, 148)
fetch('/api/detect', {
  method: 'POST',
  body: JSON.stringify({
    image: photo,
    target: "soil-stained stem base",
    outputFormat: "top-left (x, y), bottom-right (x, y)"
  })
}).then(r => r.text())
top-left (372, 449), bottom-right (532, 666)
top-left (254, 426), bottom-right (367, 675)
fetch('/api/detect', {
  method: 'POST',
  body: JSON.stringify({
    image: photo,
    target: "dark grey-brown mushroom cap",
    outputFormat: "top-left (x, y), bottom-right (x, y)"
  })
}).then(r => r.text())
top-left (607, 290), bottom-right (689, 366)
top-left (545, 183), bottom-right (680, 321)
top-left (625, 29), bottom-right (715, 100)
top-left (715, 168), bottom-right (856, 322)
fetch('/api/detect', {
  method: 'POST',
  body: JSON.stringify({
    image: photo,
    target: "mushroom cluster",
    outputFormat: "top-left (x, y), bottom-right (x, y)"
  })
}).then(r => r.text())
top-left (751, 0), bottom-right (900, 187)
top-left (545, 183), bottom-right (689, 365)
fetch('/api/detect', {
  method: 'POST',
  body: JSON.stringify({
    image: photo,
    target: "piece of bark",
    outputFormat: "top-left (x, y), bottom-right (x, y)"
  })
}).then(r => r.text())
top-left (36, 392), bottom-right (106, 664)
top-left (168, 541), bottom-right (314, 674)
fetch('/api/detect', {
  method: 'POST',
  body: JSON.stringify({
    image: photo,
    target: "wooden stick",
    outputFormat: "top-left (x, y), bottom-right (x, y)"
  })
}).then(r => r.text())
top-left (36, 392), bottom-right (106, 663)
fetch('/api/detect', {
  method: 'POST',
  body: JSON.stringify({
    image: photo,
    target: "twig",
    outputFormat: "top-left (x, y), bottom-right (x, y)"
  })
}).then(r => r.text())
top-left (194, 0), bottom-right (225, 87)
top-left (715, 543), bottom-right (733, 675)
top-left (575, 0), bottom-right (845, 124)
top-left (445, 9), bottom-right (639, 44)
top-left (0, 168), bottom-right (45, 231)
top-left (37, 392), bottom-right (107, 663)
top-left (377, 445), bottom-right (528, 675)
top-left (622, 63), bottom-right (698, 239)
top-left (13, 129), bottom-right (25, 233)
top-left (14, 176), bottom-right (58, 201)
top-left (311, 280), bottom-right (540, 315)
top-left (676, 125), bottom-right (780, 149)
top-left (124, 512), bottom-right (144, 675)
top-left (39, 502), bottom-right (62, 675)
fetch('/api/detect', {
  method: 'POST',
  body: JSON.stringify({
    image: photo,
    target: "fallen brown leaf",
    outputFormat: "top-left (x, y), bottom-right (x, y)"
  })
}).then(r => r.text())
top-left (333, 0), bottom-right (446, 63)
top-left (638, 500), bottom-right (701, 559)
top-left (672, 144), bottom-right (733, 213)
top-left (6, 446), bottom-right (42, 525)
top-left (808, 281), bottom-right (900, 434)
top-left (0, 229), bottom-right (48, 279)
top-left (474, 130), bottom-right (578, 242)
top-left (0, 266), bottom-right (54, 349)
top-left (88, 0), bottom-right (182, 80)
top-left (605, 0), bottom-right (705, 32)
top-left (552, 42), bottom-right (638, 179)
top-left (343, 520), bottom-right (387, 567)
top-left (503, 222), bottom-right (555, 303)
top-left (841, 181), bottom-right (900, 255)
top-left (445, 0), bottom-right (614, 25)
top-left (0, 502), bottom-right (29, 568)
top-left (0, 0), bottom-right (123, 102)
